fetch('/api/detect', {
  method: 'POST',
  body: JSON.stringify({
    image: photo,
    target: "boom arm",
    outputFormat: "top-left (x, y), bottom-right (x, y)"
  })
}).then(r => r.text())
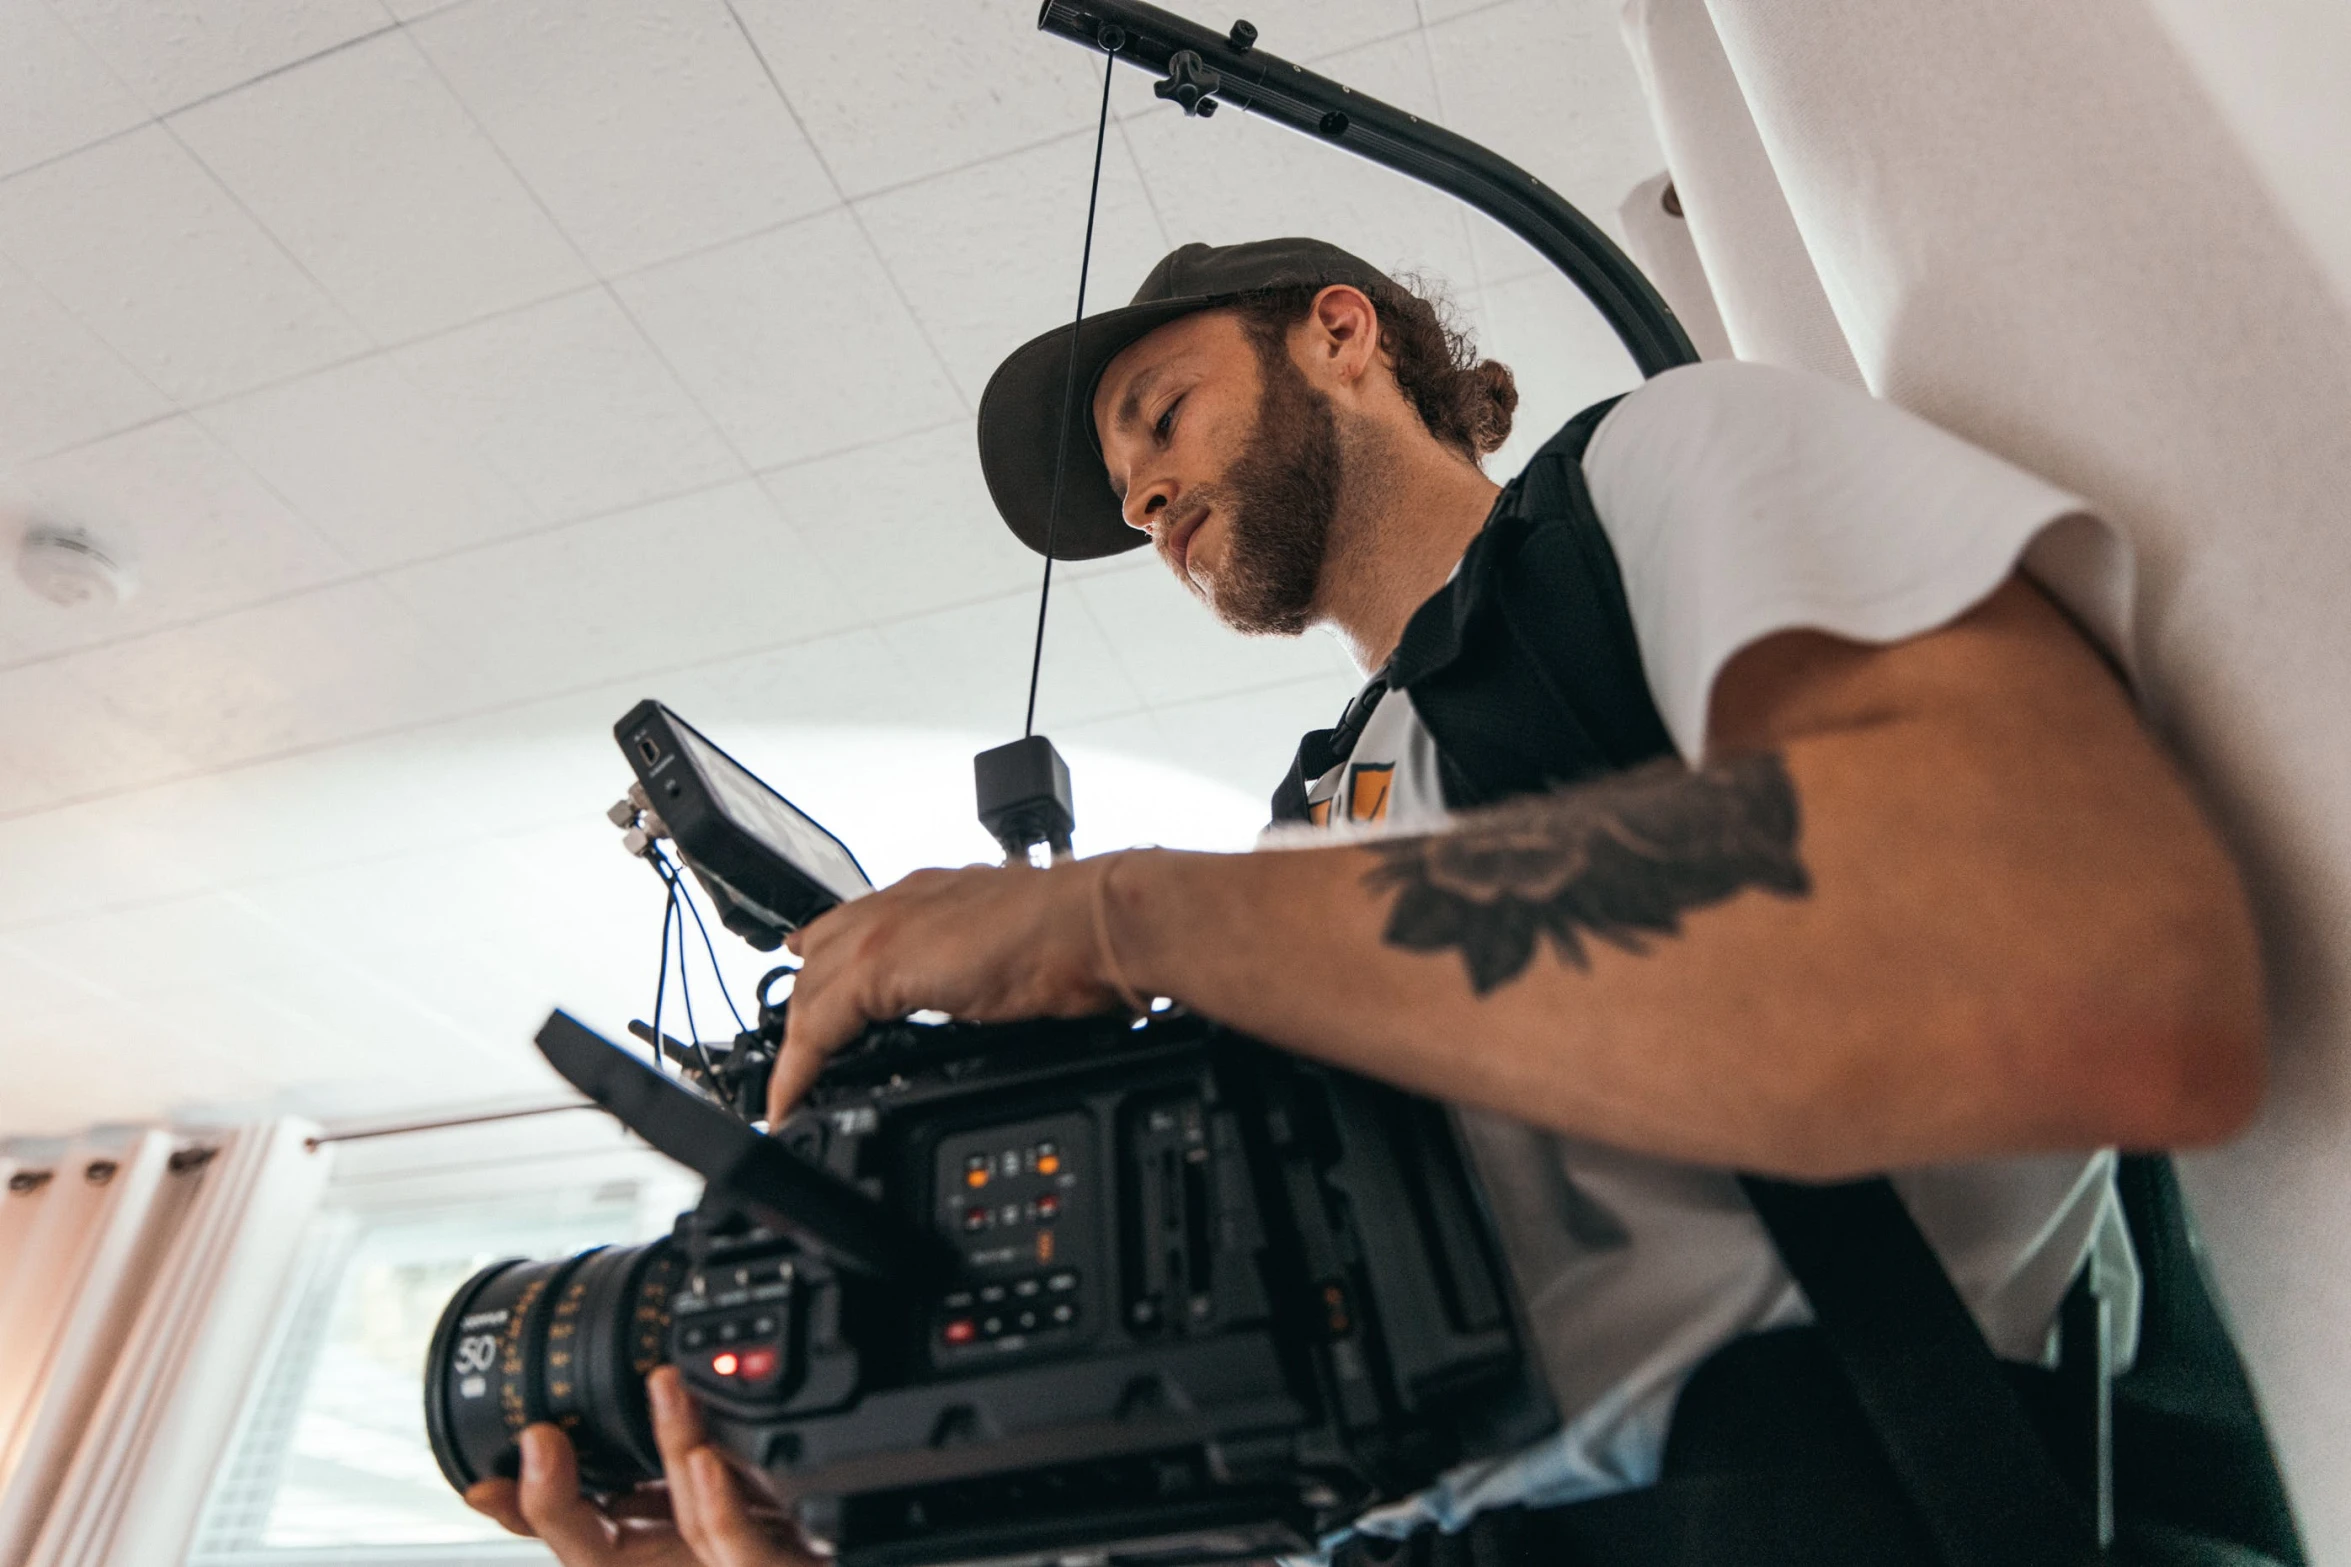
top-left (1035, 0), bottom-right (1700, 378)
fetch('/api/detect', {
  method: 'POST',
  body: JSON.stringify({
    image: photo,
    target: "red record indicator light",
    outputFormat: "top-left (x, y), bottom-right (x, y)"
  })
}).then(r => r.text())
top-left (710, 1351), bottom-right (740, 1377)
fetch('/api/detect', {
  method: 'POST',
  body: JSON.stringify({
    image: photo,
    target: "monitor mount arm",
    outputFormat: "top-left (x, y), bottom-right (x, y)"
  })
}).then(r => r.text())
top-left (1034, 0), bottom-right (1702, 379)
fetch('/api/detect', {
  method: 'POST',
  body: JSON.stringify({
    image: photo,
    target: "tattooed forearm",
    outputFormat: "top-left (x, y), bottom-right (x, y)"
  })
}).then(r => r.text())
top-left (1363, 753), bottom-right (1812, 995)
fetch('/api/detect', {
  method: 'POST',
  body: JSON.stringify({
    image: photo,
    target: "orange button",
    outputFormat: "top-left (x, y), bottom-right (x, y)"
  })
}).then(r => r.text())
top-left (1035, 1229), bottom-right (1055, 1263)
top-left (1036, 1154), bottom-right (1061, 1176)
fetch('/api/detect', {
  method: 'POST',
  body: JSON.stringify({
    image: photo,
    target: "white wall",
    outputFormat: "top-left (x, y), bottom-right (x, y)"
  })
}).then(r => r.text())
top-left (1635, 0), bottom-right (2351, 1550)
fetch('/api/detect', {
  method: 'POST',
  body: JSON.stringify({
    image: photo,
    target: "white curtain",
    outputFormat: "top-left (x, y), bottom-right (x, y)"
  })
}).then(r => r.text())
top-left (1614, 171), bottom-right (1734, 363)
top-left (0, 1131), bottom-right (193, 1563)
top-left (1619, 0), bottom-right (2351, 1553)
top-left (1, 1120), bottom-right (327, 1567)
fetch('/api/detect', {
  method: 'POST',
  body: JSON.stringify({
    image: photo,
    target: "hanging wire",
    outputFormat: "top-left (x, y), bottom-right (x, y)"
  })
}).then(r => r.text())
top-left (665, 849), bottom-right (749, 1035)
top-left (649, 868), bottom-right (679, 1075)
top-left (1023, 43), bottom-right (1119, 738)
top-left (647, 849), bottom-right (729, 1084)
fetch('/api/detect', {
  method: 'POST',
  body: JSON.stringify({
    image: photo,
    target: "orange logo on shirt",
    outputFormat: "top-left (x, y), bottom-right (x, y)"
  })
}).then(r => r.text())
top-left (1346, 763), bottom-right (1395, 823)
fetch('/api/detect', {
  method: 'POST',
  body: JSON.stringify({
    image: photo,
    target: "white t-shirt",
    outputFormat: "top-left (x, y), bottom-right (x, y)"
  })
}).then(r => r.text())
top-left (1302, 360), bottom-right (2146, 1533)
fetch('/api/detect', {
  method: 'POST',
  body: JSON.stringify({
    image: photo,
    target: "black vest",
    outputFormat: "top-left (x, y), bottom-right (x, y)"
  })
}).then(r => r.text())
top-left (1272, 396), bottom-right (1672, 825)
top-left (1283, 398), bottom-right (2305, 1566)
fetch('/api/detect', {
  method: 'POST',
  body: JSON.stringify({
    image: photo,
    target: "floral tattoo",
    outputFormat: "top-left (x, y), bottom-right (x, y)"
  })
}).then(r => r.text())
top-left (1364, 754), bottom-right (1812, 994)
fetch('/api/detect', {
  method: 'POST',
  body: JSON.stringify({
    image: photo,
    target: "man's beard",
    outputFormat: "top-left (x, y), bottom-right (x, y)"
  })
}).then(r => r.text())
top-left (1182, 342), bottom-right (1344, 637)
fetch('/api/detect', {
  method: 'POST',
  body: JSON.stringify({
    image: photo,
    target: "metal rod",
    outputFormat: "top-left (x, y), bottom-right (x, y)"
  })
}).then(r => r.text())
top-left (1035, 0), bottom-right (1700, 378)
top-left (305, 1101), bottom-right (601, 1149)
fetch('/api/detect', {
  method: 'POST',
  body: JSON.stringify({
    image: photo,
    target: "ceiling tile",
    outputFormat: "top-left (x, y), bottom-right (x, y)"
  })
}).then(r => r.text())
top-left (0, 253), bottom-right (169, 465)
top-left (1067, 562), bottom-right (1362, 709)
top-left (170, 30), bottom-right (591, 344)
top-left (758, 422), bottom-right (1034, 623)
top-left (1418, 0), bottom-right (1508, 20)
top-left (876, 588), bottom-right (1144, 736)
top-left (1472, 269), bottom-right (1643, 479)
top-left (3, 999), bottom-right (277, 1135)
top-left (0, 939), bottom-right (117, 1028)
top-left (378, 479), bottom-right (861, 700)
top-left (614, 209), bottom-right (963, 470)
top-left (1185, 0), bottom-right (1423, 62)
top-left (0, 660), bottom-right (193, 814)
top-left (44, 0), bottom-right (393, 116)
top-left (199, 354), bottom-right (545, 569)
top-left (0, 126), bottom-right (368, 403)
top-left (5, 415), bottom-right (353, 657)
top-left (685, 626), bottom-right (928, 733)
top-left (411, 0), bottom-right (837, 277)
top-left (1124, 38), bottom-right (1484, 298)
top-left (728, 0), bottom-right (1112, 199)
top-left (1426, 0), bottom-right (1664, 283)
top-left (64, 578), bottom-right (474, 771)
top-left (857, 128), bottom-right (1169, 406)
top-left (13, 889), bottom-right (299, 991)
top-left (0, 5), bottom-right (147, 179)
top-left (1150, 672), bottom-right (1362, 803)
top-left (391, 287), bottom-right (739, 520)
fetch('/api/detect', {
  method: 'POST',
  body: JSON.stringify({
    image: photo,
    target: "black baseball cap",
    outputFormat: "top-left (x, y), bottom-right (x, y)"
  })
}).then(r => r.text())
top-left (977, 237), bottom-right (1394, 560)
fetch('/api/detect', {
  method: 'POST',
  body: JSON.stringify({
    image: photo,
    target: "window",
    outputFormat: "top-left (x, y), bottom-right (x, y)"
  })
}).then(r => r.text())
top-left (188, 1124), bottom-right (695, 1567)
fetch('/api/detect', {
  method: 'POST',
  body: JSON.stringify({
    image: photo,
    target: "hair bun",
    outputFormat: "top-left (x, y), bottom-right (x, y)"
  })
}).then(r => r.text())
top-left (1464, 359), bottom-right (1518, 455)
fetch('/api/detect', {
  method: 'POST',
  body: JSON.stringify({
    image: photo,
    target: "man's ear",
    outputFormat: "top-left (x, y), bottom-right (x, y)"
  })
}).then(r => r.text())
top-left (1306, 284), bottom-right (1381, 385)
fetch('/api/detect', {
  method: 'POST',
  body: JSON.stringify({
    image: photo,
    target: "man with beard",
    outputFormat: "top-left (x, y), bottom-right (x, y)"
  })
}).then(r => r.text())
top-left (475, 241), bottom-right (2298, 1564)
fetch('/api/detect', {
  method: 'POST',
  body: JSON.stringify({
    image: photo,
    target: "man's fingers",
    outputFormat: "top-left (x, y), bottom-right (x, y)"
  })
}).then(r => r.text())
top-left (464, 1478), bottom-right (532, 1538)
top-left (764, 1035), bottom-right (830, 1124)
top-left (650, 1369), bottom-right (810, 1567)
top-left (514, 1424), bottom-right (616, 1564)
top-left (679, 1446), bottom-right (816, 1567)
top-left (647, 1366), bottom-right (708, 1468)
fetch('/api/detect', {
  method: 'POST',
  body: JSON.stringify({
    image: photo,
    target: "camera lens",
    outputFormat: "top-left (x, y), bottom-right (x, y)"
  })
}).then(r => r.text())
top-left (425, 1238), bottom-right (686, 1495)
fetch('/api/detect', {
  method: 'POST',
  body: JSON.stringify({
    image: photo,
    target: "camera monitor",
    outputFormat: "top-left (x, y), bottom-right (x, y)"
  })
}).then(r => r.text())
top-left (616, 700), bottom-right (871, 947)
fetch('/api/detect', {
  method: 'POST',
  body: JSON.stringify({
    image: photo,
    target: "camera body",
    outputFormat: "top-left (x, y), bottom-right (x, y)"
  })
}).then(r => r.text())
top-left (426, 702), bottom-right (1552, 1564)
top-left (728, 1007), bottom-right (1546, 1563)
top-left (431, 1006), bottom-right (1552, 1567)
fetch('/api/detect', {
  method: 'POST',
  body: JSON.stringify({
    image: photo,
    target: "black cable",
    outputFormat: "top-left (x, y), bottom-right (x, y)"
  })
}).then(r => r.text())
top-left (667, 851), bottom-right (749, 1035)
top-left (648, 851), bottom-right (728, 1086)
top-left (650, 869), bottom-right (678, 1076)
top-left (1023, 45), bottom-right (1118, 738)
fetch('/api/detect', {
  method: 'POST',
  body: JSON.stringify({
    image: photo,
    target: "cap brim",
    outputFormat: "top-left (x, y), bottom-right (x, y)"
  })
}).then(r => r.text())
top-left (977, 297), bottom-right (1213, 561)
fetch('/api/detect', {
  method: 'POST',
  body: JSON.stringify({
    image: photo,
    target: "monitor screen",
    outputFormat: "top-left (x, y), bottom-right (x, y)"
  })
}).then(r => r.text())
top-left (666, 717), bottom-right (872, 905)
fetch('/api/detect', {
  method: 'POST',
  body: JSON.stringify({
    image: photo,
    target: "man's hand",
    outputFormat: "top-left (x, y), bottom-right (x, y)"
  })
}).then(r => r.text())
top-left (769, 858), bottom-right (1130, 1121)
top-left (767, 581), bottom-right (2262, 1176)
top-left (463, 1366), bottom-right (816, 1567)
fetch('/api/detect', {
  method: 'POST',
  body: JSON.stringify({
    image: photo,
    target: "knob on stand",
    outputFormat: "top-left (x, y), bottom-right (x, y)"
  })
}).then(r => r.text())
top-left (974, 734), bottom-right (1077, 865)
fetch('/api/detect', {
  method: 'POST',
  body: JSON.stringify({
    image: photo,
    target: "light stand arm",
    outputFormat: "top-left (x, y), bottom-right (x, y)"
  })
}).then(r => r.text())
top-left (1035, 0), bottom-right (1700, 378)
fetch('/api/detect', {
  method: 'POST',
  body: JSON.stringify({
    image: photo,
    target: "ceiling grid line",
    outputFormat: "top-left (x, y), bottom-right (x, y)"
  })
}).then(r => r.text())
top-left (0, 413), bottom-right (969, 682)
top-left (391, 25), bottom-right (766, 508)
top-left (719, 0), bottom-right (977, 422)
top-left (0, 563), bottom-right (1101, 828)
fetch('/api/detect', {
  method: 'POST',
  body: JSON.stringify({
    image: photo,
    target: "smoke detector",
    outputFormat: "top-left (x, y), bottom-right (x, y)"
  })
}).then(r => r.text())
top-left (17, 523), bottom-right (135, 610)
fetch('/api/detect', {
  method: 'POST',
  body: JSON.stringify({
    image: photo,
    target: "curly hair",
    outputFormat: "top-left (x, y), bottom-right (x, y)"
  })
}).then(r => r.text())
top-left (1228, 276), bottom-right (1518, 461)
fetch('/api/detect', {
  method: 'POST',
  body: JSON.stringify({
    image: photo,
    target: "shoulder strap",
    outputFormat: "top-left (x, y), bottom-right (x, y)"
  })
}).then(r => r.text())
top-left (1269, 672), bottom-right (1392, 825)
top-left (1739, 1175), bottom-right (2102, 1567)
top-left (2108, 1154), bottom-right (2306, 1562)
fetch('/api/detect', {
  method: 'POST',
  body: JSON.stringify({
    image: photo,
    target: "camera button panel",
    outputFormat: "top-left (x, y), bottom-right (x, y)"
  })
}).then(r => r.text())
top-left (933, 1112), bottom-right (1094, 1364)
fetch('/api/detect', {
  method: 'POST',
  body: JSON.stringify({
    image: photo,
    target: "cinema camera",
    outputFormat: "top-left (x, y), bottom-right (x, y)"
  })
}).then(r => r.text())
top-left (424, 702), bottom-right (1553, 1566)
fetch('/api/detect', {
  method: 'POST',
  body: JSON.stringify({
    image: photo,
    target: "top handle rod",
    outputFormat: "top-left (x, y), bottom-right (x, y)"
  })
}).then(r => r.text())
top-left (1036, 0), bottom-right (1700, 378)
